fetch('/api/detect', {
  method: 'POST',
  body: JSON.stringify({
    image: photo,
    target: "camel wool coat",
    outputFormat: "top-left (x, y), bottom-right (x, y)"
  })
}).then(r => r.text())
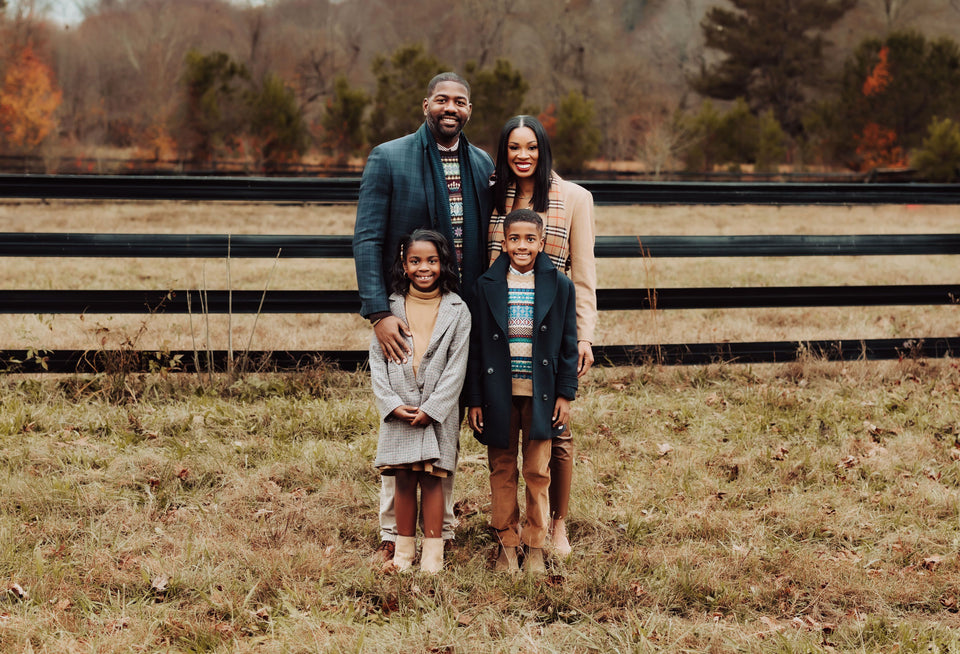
top-left (370, 291), bottom-right (471, 473)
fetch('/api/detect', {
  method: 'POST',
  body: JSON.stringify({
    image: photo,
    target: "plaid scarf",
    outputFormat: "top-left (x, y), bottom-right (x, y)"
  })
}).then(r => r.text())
top-left (487, 172), bottom-right (570, 273)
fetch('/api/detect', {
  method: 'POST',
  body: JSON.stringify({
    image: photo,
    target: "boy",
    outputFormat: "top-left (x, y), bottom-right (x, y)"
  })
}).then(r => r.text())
top-left (466, 209), bottom-right (579, 573)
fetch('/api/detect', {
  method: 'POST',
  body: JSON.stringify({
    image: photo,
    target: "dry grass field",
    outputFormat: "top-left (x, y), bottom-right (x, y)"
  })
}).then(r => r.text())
top-left (0, 199), bottom-right (958, 652)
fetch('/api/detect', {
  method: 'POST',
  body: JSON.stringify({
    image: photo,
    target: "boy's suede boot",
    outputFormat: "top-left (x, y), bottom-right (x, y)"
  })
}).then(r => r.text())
top-left (495, 545), bottom-right (520, 573)
top-left (392, 535), bottom-right (416, 572)
top-left (420, 538), bottom-right (444, 574)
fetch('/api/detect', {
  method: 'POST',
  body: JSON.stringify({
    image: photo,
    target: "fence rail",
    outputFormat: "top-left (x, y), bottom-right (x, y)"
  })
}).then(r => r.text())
top-left (1, 175), bottom-right (958, 372)
top-left (4, 173), bottom-right (960, 205)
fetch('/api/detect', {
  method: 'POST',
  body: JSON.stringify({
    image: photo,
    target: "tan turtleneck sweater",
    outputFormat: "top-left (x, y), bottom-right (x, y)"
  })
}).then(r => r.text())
top-left (405, 286), bottom-right (441, 376)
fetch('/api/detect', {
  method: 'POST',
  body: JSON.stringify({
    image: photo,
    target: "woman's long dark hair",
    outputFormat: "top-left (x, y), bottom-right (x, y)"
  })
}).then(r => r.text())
top-left (492, 115), bottom-right (553, 215)
top-left (389, 229), bottom-right (460, 296)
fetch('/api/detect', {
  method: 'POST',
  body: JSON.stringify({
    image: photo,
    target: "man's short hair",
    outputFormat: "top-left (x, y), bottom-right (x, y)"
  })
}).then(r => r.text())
top-left (426, 72), bottom-right (471, 99)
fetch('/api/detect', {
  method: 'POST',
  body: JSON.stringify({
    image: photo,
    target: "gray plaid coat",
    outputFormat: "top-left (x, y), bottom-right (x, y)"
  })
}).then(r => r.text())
top-left (371, 291), bottom-right (471, 472)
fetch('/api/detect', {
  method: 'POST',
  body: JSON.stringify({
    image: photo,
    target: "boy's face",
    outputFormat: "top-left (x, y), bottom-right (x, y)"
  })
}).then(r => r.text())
top-left (503, 220), bottom-right (544, 274)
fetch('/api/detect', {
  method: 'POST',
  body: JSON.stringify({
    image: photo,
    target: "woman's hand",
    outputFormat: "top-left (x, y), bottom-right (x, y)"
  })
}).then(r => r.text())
top-left (577, 341), bottom-right (594, 378)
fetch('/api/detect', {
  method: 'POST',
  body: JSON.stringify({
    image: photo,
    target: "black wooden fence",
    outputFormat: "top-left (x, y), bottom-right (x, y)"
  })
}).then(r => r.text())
top-left (1, 174), bottom-right (958, 373)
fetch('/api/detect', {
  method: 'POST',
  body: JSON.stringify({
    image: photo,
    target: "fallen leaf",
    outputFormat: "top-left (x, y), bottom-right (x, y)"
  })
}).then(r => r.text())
top-left (8, 583), bottom-right (27, 600)
top-left (254, 606), bottom-right (270, 620)
top-left (151, 574), bottom-right (169, 593)
top-left (106, 617), bottom-right (129, 632)
top-left (837, 455), bottom-right (859, 469)
top-left (456, 612), bottom-right (474, 627)
top-left (923, 555), bottom-right (942, 570)
top-left (262, 481), bottom-right (282, 496)
top-left (705, 392), bottom-right (725, 407)
top-left (253, 509), bottom-right (274, 519)
top-left (924, 468), bottom-right (942, 481)
top-left (176, 468), bottom-right (190, 481)
top-left (772, 445), bottom-right (789, 461)
top-left (657, 443), bottom-right (673, 456)
top-left (759, 616), bottom-right (783, 632)
top-left (453, 499), bottom-right (480, 517)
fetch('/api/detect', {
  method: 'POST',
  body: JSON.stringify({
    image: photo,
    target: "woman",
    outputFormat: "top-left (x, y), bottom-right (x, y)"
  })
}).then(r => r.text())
top-left (487, 115), bottom-right (597, 557)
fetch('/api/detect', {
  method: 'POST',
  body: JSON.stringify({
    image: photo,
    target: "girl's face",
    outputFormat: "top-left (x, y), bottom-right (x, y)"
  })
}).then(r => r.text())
top-left (506, 126), bottom-right (539, 180)
top-left (404, 240), bottom-right (442, 293)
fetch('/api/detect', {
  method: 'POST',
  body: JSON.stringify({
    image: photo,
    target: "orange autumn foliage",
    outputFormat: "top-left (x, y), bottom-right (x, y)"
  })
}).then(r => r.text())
top-left (538, 104), bottom-right (557, 140)
top-left (856, 47), bottom-right (906, 170)
top-left (856, 122), bottom-right (907, 170)
top-left (862, 46), bottom-right (891, 97)
top-left (0, 46), bottom-right (62, 151)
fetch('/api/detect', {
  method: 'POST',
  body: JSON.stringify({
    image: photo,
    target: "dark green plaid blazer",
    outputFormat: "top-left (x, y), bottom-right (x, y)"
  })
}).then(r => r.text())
top-left (352, 123), bottom-right (494, 319)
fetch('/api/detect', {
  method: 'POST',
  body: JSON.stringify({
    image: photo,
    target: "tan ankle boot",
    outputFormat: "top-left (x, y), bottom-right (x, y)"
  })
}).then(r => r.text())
top-left (392, 535), bottom-right (416, 572)
top-left (524, 547), bottom-right (546, 574)
top-left (494, 545), bottom-right (520, 573)
top-left (420, 538), bottom-right (444, 574)
top-left (550, 518), bottom-right (572, 558)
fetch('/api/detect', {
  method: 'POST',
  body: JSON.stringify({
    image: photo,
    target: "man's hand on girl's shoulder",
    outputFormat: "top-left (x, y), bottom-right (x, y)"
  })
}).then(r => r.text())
top-left (374, 315), bottom-right (412, 364)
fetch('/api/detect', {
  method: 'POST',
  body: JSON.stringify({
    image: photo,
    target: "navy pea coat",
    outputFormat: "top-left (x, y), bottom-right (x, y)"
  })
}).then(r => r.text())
top-left (465, 251), bottom-right (579, 449)
top-left (352, 123), bottom-right (495, 318)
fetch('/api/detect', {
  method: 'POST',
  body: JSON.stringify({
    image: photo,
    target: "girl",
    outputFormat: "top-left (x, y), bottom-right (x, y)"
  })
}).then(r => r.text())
top-left (369, 229), bottom-right (471, 573)
top-left (488, 115), bottom-right (598, 558)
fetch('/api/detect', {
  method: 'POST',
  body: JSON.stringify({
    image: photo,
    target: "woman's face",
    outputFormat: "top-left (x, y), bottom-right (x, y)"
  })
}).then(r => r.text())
top-left (506, 126), bottom-right (539, 180)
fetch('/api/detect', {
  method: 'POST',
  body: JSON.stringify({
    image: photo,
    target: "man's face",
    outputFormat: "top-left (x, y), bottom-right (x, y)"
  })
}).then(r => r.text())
top-left (423, 81), bottom-right (472, 148)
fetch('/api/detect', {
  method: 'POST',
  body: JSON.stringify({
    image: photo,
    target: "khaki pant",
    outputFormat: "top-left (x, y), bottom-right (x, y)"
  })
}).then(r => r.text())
top-left (487, 396), bottom-right (553, 548)
top-left (549, 431), bottom-right (573, 519)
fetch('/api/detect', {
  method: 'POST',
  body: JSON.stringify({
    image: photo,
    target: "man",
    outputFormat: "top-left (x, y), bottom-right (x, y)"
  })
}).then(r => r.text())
top-left (353, 72), bottom-right (494, 562)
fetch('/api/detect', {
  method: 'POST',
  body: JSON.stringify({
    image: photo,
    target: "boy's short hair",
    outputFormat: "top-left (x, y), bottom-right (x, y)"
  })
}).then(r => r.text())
top-left (503, 208), bottom-right (543, 235)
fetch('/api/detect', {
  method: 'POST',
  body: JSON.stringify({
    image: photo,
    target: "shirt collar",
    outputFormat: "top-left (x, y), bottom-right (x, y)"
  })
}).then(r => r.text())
top-left (508, 265), bottom-right (535, 277)
top-left (437, 138), bottom-right (460, 153)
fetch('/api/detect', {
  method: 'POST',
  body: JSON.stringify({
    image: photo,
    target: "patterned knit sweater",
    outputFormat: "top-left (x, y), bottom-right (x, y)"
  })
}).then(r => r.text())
top-left (506, 266), bottom-right (535, 396)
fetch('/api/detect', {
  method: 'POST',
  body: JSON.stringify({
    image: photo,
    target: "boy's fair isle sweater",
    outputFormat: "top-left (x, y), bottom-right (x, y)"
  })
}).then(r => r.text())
top-left (506, 267), bottom-right (535, 396)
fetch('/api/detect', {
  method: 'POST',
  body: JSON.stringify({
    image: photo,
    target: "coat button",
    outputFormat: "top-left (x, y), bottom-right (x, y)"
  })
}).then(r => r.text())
top-left (492, 334), bottom-right (499, 340)
top-left (542, 359), bottom-right (549, 366)
top-left (541, 394), bottom-right (549, 401)
top-left (424, 352), bottom-right (432, 358)
top-left (540, 325), bottom-right (548, 332)
top-left (486, 368), bottom-right (494, 375)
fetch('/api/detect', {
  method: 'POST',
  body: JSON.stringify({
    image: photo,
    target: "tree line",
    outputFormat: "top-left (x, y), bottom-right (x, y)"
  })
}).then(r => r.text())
top-left (0, 0), bottom-right (959, 179)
